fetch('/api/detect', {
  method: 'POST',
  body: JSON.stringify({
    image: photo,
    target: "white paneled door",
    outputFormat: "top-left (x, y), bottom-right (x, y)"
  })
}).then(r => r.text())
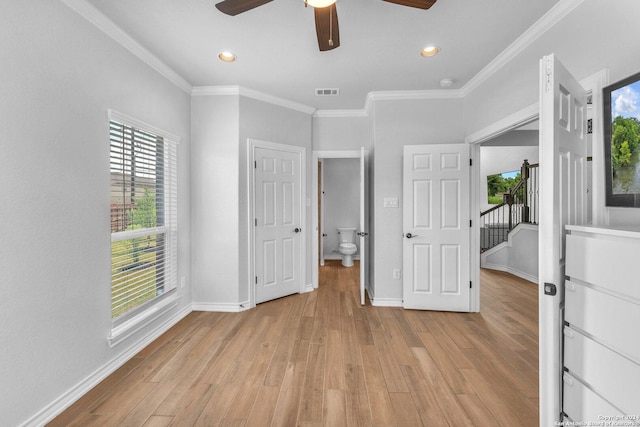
top-left (254, 145), bottom-right (303, 304)
top-left (402, 144), bottom-right (470, 311)
top-left (538, 54), bottom-right (587, 425)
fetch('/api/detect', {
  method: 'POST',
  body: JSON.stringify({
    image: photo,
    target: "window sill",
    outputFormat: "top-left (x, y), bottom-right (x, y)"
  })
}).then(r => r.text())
top-left (108, 292), bottom-right (179, 348)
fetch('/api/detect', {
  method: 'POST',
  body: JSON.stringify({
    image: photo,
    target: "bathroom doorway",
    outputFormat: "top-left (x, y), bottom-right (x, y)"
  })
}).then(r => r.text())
top-left (312, 149), bottom-right (369, 304)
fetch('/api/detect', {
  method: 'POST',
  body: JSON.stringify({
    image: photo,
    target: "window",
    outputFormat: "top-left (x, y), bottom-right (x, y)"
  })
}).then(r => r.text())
top-left (109, 111), bottom-right (178, 325)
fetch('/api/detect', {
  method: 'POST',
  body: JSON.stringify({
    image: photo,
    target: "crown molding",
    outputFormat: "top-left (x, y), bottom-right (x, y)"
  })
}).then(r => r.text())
top-left (60, 0), bottom-right (192, 94)
top-left (360, 0), bottom-right (584, 109)
top-left (191, 86), bottom-right (240, 97)
top-left (460, 0), bottom-right (585, 97)
top-left (364, 92), bottom-right (375, 116)
top-left (61, 0), bottom-right (584, 116)
top-left (240, 87), bottom-right (316, 115)
top-left (313, 109), bottom-right (369, 118)
top-left (370, 89), bottom-right (463, 101)
top-left (192, 86), bottom-right (316, 115)
top-left (314, 89), bottom-right (462, 118)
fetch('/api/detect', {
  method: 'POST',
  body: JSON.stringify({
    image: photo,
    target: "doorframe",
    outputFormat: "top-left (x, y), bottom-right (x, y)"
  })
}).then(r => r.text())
top-left (318, 160), bottom-right (325, 267)
top-left (248, 139), bottom-right (307, 308)
top-left (311, 150), bottom-right (368, 289)
top-left (465, 102), bottom-right (539, 313)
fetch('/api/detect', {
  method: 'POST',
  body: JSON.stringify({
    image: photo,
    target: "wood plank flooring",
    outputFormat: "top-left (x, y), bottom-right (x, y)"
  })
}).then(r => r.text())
top-left (49, 264), bottom-right (538, 426)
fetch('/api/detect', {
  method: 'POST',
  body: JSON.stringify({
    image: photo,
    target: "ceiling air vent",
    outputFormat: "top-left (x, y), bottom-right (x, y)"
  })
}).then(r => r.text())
top-left (315, 88), bottom-right (340, 96)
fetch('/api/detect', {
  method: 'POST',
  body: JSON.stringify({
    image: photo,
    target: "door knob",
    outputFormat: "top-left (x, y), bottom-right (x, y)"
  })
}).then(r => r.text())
top-left (405, 233), bottom-right (419, 239)
top-left (294, 227), bottom-right (301, 233)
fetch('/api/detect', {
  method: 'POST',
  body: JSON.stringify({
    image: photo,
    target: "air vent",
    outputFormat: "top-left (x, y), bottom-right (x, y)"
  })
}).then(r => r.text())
top-left (315, 88), bottom-right (340, 96)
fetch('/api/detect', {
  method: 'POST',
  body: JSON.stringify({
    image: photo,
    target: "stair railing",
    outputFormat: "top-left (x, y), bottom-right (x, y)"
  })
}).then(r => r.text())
top-left (480, 159), bottom-right (539, 251)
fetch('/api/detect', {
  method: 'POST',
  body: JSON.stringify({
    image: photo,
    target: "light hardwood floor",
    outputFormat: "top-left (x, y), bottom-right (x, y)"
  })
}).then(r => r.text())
top-left (49, 263), bottom-right (538, 426)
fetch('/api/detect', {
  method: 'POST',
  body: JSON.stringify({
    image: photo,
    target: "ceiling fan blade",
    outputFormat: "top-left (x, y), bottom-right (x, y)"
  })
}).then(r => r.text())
top-left (314, 5), bottom-right (340, 51)
top-left (215, 0), bottom-right (273, 16)
top-left (382, 0), bottom-right (437, 10)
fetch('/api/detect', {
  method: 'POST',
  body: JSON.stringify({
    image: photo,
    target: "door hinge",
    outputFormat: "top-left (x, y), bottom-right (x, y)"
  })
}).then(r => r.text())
top-left (470, 281), bottom-right (472, 289)
top-left (255, 276), bottom-right (258, 284)
top-left (470, 220), bottom-right (472, 227)
top-left (254, 161), bottom-right (257, 169)
top-left (255, 218), bottom-right (257, 226)
top-left (469, 158), bottom-right (473, 166)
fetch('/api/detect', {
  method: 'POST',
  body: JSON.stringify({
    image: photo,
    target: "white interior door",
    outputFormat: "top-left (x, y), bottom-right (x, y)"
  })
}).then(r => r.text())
top-left (254, 146), bottom-right (303, 304)
top-left (359, 147), bottom-right (367, 305)
top-left (539, 54), bottom-right (587, 425)
top-left (318, 160), bottom-right (324, 267)
top-left (402, 144), bottom-right (470, 311)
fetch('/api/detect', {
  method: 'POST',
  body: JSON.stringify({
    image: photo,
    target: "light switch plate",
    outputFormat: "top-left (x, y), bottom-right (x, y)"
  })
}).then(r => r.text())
top-left (384, 198), bottom-right (399, 208)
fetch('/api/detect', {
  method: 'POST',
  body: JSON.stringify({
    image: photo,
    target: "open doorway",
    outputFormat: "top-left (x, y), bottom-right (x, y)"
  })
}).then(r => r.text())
top-left (478, 120), bottom-right (540, 283)
top-left (312, 149), bottom-right (369, 305)
top-left (466, 104), bottom-right (539, 313)
top-left (320, 158), bottom-right (360, 263)
top-left (475, 105), bottom-right (594, 286)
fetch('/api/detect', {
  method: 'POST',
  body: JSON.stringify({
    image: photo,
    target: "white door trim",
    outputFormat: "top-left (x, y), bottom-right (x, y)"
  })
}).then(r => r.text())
top-left (311, 150), bottom-right (368, 290)
top-left (580, 68), bottom-right (609, 226)
top-left (464, 103), bottom-right (540, 145)
top-left (465, 103), bottom-right (539, 313)
top-left (248, 139), bottom-right (307, 308)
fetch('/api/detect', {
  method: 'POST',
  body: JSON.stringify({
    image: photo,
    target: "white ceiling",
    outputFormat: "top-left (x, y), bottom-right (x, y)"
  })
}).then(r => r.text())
top-left (85, 0), bottom-right (560, 110)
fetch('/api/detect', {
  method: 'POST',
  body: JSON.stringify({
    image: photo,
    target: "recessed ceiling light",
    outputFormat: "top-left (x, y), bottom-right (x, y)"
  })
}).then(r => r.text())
top-left (218, 51), bottom-right (236, 62)
top-left (420, 46), bottom-right (439, 57)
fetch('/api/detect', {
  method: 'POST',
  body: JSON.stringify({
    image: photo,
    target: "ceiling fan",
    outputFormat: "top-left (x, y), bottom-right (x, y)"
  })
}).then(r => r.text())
top-left (214, 0), bottom-right (438, 52)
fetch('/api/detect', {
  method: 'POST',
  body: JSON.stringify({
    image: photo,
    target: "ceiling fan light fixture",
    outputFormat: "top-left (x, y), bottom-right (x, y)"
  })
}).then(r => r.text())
top-left (306, 0), bottom-right (337, 8)
top-left (420, 46), bottom-right (439, 57)
top-left (218, 51), bottom-right (236, 62)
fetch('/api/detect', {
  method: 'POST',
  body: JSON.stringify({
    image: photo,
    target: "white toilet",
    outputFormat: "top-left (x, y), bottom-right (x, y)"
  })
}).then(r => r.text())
top-left (337, 227), bottom-right (358, 267)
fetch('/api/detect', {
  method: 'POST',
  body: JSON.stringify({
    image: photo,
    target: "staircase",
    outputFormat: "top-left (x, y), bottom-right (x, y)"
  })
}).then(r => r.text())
top-left (480, 159), bottom-right (539, 252)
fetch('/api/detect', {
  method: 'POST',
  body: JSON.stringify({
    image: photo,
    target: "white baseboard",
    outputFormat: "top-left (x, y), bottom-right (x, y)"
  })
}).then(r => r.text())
top-left (27, 304), bottom-right (193, 427)
top-left (371, 297), bottom-right (403, 307)
top-left (482, 263), bottom-right (538, 284)
top-left (192, 301), bottom-right (251, 312)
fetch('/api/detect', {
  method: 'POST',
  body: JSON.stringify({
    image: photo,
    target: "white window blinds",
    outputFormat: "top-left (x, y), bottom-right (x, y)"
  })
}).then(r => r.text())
top-left (109, 112), bottom-right (177, 320)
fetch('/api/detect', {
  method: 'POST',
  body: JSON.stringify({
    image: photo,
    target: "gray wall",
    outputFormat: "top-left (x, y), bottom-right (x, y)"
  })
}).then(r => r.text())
top-left (238, 96), bottom-right (313, 299)
top-left (0, 2), bottom-right (192, 425)
top-left (313, 115), bottom-right (372, 151)
top-left (191, 95), bottom-right (241, 304)
top-left (481, 225), bottom-right (539, 282)
top-left (191, 94), bottom-right (312, 306)
top-left (372, 98), bottom-right (465, 302)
